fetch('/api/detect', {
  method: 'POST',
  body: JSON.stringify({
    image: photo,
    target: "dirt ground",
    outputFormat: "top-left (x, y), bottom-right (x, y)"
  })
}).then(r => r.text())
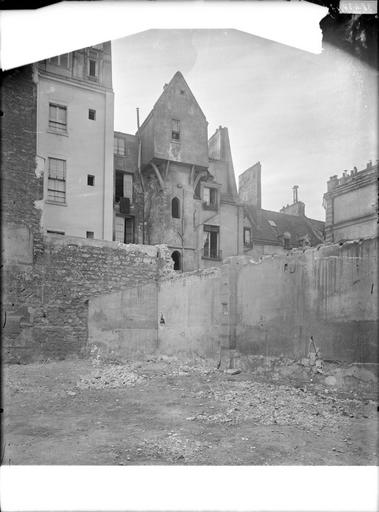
top-left (2, 356), bottom-right (378, 465)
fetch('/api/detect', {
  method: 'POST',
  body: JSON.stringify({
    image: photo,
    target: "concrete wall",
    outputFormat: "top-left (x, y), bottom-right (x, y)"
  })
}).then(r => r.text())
top-left (157, 269), bottom-right (222, 357)
top-left (89, 283), bottom-right (158, 358)
top-left (88, 267), bottom-right (223, 359)
top-left (237, 238), bottom-right (377, 363)
top-left (87, 238), bottom-right (377, 364)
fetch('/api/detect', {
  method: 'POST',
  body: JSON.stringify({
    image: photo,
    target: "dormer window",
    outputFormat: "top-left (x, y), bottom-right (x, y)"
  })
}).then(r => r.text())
top-left (172, 119), bottom-right (180, 141)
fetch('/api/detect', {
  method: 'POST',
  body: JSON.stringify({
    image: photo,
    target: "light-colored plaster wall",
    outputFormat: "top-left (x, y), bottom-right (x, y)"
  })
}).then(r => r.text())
top-left (89, 283), bottom-right (158, 359)
top-left (37, 76), bottom-right (114, 240)
top-left (334, 184), bottom-right (376, 225)
top-left (237, 238), bottom-right (377, 362)
top-left (87, 238), bottom-right (377, 364)
top-left (157, 270), bottom-right (222, 357)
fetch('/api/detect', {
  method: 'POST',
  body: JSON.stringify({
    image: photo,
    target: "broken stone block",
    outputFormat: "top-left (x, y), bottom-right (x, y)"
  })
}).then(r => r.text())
top-left (225, 368), bottom-right (241, 375)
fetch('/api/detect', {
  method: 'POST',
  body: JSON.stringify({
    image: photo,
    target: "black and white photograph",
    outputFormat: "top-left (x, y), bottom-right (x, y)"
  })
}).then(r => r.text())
top-left (1, 0), bottom-right (378, 509)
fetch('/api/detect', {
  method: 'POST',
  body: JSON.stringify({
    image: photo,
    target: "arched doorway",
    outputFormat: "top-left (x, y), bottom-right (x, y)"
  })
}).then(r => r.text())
top-left (171, 250), bottom-right (181, 271)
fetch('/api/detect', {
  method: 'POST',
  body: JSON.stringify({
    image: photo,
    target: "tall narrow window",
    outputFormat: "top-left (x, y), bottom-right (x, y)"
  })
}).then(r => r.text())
top-left (47, 158), bottom-right (66, 203)
top-left (171, 197), bottom-right (180, 218)
top-left (203, 187), bottom-right (218, 209)
top-left (115, 216), bottom-right (134, 244)
top-left (203, 225), bottom-right (220, 259)
top-left (89, 59), bottom-right (97, 77)
top-left (49, 104), bottom-right (67, 132)
top-left (172, 119), bottom-right (180, 140)
top-left (124, 218), bottom-right (134, 244)
top-left (115, 171), bottom-right (133, 203)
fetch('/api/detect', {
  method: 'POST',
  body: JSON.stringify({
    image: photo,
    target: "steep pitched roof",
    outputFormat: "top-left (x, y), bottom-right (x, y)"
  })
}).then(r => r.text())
top-left (244, 205), bottom-right (325, 247)
top-left (139, 71), bottom-right (207, 131)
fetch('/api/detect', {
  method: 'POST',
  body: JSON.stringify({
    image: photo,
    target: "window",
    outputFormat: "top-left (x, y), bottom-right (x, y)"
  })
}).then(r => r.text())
top-left (244, 227), bottom-right (252, 246)
top-left (47, 158), bottom-right (66, 203)
top-left (49, 104), bottom-right (67, 132)
top-left (115, 171), bottom-right (133, 203)
top-left (114, 137), bottom-right (126, 156)
top-left (171, 251), bottom-right (181, 271)
top-left (89, 59), bottom-right (97, 77)
top-left (86, 231), bottom-right (94, 239)
top-left (88, 109), bottom-right (96, 120)
top-left (87, 175), bottom-right (95, 186)
top-left (203, 225), bottom-right (220, 259)
top-left (48, 54), bottom-right (69, 68)
top-left (115, 216), bottom-right (134, 244)
top-left (171, 197), bottom-right (180, 218)
top-left (203, 187), bottom-right (218, 209)
top-left (172, 119), bottom-right (180, 141)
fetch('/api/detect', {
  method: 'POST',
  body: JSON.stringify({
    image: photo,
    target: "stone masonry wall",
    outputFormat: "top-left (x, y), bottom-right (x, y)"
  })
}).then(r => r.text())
top-left (1, 64), bottom-right (44, 257)
top-left (2, 235), bottom-right (174, 363)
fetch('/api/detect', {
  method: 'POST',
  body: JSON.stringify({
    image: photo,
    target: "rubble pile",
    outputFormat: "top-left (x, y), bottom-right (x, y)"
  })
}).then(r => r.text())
top-left (186, 380), bottom-right (375, 430)
top-left (136, 432), bottom-right (204, 463)
top-left (77, 365), bottom-right (146, 389)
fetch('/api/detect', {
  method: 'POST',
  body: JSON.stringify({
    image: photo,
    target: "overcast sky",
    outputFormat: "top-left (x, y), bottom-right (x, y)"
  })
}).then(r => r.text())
top-left (112, 29), bottom-right (377, 220)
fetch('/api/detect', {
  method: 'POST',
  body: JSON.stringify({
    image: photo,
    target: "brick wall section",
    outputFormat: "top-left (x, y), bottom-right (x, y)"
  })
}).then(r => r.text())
top-left (1, 64), bottom-right (44, 257)
top-left (3, 236), bottom-right (174, 362)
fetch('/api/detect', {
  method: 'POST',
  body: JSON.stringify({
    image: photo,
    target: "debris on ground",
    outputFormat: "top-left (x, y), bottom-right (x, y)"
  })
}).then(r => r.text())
top-left (77, 365), bottom-right (146, 389)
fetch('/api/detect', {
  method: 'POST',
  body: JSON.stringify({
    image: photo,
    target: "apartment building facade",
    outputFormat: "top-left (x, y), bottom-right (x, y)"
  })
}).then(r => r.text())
top-left (36, 43), bottom-right (114, 240)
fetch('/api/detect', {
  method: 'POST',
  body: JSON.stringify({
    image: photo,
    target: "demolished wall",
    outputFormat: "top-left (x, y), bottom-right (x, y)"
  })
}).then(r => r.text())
top-left (237, 238), bottom-right (377, 362)
top-left (2, 233), bottom-right (174, 362)
top-left (88, 237), bottom-right (377, 364)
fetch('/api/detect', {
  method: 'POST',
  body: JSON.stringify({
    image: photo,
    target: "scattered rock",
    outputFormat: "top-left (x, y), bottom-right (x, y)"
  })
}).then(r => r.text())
top-left (225, 369), bottom-right (241, 375)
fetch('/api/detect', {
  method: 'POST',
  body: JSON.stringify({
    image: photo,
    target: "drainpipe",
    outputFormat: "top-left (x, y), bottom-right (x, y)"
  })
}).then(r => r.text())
top-left (136, 107), bottom-right (145, 244)
top-left (181, 185), bottom-right (185, 272)
top-left (177, 183), bottom-right (185, 272)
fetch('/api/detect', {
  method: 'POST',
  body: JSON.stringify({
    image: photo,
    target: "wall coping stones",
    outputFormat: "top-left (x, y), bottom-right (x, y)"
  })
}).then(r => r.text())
top-left (44, 234), bottom-right (167, 258)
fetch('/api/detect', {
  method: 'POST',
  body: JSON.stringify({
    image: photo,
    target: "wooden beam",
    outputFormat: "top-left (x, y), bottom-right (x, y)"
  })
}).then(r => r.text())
top-left (150, 162), bottom-right (165, 190)
top-left (193, 170), bottom-right (207, 192)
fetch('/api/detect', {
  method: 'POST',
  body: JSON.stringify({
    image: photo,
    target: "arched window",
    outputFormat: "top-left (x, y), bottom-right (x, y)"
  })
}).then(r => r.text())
top-left (171, 250), bottom-right (181, 271)
top-left (171, 197), bottom-right (180, 218)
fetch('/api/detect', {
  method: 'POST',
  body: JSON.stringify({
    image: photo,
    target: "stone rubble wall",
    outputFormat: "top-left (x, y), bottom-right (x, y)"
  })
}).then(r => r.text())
top-left (2, 233), bottom-right (174, 362)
